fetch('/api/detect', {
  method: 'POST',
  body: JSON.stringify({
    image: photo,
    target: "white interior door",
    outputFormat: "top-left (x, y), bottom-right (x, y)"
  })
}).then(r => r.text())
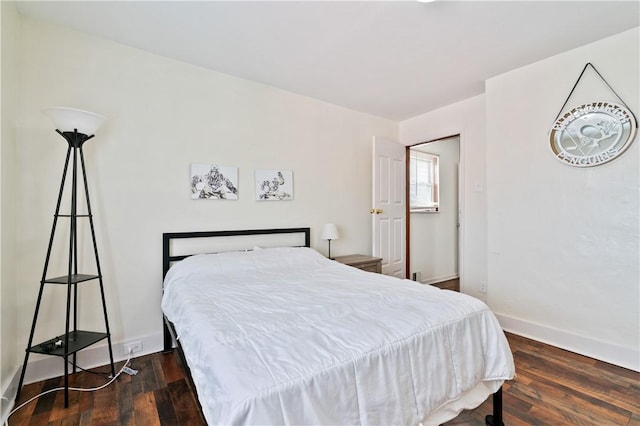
top-left (372, 137), bottom-right (406, 278)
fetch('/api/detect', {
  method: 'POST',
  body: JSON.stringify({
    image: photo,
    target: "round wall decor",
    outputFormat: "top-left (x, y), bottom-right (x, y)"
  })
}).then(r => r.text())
top-left (549, 101), bottom-right (637, 167)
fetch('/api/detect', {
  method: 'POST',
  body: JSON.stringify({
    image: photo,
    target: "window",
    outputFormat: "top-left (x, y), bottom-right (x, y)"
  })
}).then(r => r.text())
top-left (409, 151), bottom-right (439, 213)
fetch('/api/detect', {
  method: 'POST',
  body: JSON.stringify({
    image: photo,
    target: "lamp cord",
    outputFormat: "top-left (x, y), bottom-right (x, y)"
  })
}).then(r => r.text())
top-left (5, 352), bottom-right (133, 425)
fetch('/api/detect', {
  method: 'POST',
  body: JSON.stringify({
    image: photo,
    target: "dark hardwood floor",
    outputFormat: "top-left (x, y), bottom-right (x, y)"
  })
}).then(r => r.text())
top-left (9, 333), bottom-right (639, 425)
top-left (445, 334), bottom-right (640, 426)
top-left (9, 350), bottom-right (206, 426)
top-left (430, 277), bottom-right (460, 292)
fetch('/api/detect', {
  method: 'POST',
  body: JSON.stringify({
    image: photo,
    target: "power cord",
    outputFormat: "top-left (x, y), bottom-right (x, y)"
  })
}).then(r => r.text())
top-left (5, 350), bottom-right (137, 425)
top-left (66, 361), bottom-right (112, 378)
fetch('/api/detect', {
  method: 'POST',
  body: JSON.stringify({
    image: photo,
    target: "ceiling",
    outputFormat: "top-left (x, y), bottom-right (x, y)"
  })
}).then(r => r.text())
top-left (14, 1), bottom-right (640, 121)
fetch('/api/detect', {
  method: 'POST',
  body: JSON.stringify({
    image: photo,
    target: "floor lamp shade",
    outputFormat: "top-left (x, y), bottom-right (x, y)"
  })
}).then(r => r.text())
top-left (43, 107), bottom-right (106, 136)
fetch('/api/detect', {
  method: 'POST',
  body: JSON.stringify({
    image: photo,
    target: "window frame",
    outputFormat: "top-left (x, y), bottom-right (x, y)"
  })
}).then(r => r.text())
top-left (409, 151), bottom-right (440, 213)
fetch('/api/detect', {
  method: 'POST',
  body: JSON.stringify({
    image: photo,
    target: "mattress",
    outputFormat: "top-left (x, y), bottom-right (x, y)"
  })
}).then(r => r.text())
top-left (161, 246), bottom-right (515, 425)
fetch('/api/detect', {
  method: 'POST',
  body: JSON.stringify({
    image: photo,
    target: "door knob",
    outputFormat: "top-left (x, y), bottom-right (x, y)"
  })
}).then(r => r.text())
top-left (369, 208), bottom-right (383, 215)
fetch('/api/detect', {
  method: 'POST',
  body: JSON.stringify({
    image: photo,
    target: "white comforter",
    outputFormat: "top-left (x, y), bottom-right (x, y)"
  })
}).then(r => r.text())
top-left (162, 247), bottom-right (514, 425)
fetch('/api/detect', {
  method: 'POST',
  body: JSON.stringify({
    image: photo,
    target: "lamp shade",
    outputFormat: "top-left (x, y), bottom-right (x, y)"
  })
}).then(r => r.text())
top-left (320, 223), bottom-right (340, 240)
top-left (43, 107), bottom-right (106, 135)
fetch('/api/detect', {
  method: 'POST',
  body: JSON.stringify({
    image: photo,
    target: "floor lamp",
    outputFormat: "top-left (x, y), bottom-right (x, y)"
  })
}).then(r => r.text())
top-left (16, 107), bottom-right (115, 408)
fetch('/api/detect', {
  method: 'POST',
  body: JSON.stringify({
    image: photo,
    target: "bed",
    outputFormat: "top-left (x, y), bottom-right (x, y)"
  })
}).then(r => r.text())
top-left (161, 228), bottom-right (515, 425)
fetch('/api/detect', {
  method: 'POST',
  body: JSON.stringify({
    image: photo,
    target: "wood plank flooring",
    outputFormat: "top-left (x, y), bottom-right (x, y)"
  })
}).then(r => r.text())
top-left (430, 277), bottom-right (460, 292)
top-left (9, 333), bottom-right (639, 425)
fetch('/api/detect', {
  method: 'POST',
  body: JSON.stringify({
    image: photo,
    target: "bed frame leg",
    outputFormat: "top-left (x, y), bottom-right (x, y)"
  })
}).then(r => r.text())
top-left (485, 386), bottom-right (504, 426)
top-left (163, 317), bottom-right (174, 353)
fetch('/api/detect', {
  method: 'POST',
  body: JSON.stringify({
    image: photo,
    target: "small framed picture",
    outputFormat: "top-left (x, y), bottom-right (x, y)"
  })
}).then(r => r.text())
top-left (255, 169), bottom-right (293, 201)
top-left (191, 164), bottom-right (238, 200)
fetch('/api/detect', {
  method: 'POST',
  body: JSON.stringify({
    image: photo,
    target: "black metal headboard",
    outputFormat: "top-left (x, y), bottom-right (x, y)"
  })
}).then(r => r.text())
top-left (162, 227), bottom-right (311, 278)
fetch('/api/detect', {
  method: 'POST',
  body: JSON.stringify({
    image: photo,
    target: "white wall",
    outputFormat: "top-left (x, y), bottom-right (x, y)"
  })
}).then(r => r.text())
top-left (486, 28), bottom-right (639, 370)
top-left (409, 137), bottom-right (460, 284)
top-left (11, 17), bottom-right (397, 384)
top-left (1, 0), bottom-right (20, 416)
top-left (400, 95), bottom-right (487, 300)
top-left (401, 27), bottom-right (640, 371)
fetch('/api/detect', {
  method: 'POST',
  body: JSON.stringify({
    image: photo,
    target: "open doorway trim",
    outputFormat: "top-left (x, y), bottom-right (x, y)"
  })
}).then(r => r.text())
top-left (405, 134), bottom-right (462, 286)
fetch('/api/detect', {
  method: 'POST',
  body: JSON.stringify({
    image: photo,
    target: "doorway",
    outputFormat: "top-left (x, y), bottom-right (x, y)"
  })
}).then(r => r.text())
top-left (407, 135), bottom-right (460, 289)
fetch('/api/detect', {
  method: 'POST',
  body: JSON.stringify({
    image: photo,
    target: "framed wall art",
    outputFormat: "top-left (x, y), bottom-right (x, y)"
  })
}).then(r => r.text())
top-left (255, 169), bottom-right (293, 201)
top-left (190, 163), bottom-right (239, 200)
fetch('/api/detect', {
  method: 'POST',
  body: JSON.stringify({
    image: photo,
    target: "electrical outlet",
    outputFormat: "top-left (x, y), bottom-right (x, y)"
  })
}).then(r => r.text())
top-left (123, 340), bottom-right (143, 355)
top-left (479, 281), bottom-right (487, 294)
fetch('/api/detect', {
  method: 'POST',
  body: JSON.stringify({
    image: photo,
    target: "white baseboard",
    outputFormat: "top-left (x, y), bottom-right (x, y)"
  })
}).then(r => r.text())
top-left (1, 331), bottom-right (164, 424)
top-left (495, 313), bottom-right (640, 372)
top-left (1, 370), bottom-right (19, 426)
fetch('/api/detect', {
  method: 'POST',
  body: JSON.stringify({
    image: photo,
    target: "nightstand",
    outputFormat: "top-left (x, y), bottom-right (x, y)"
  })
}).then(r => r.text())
top-left (334, 254), bottom-right (382, 274)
